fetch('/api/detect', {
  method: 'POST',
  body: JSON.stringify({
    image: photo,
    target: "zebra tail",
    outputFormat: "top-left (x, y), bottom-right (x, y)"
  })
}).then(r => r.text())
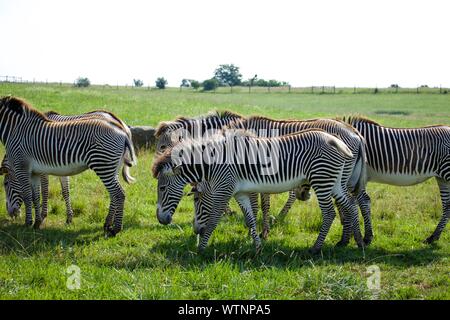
top-left (350, 139), bottom-right (368, 195)
top-left (122, 137), bottom-right (137, 184)
top-left (327, 136), bottom-right (353, 159)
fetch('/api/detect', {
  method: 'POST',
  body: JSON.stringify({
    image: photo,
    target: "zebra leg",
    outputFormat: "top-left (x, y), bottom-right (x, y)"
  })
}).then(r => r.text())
top-left (107, 177), bottom-right (125, 236)
top-left (59, 176), bottom-right (74, 224)
top-left (31, 175), bottom-right (43, 229)
top-left (40, 174), bottom-right (49, 220)
top-left (260, 193), bottom-right (270, 240)
top-left (198, 193), bottom-right (232, 252)
top-left (335, 193), bottom-right (364, 248)
top-left (277, 190), bottom-right (297, 222)
top-left (310, 192), bottom-right (336, 254)
top-left (17, 171), bottom-right (34, 227)
top-left (357, 190), bottom-right (374, 245)
top-left (235, 193), bottom-right (262, 253)
top-left (249, 193), bottom-right (259, 219)
top-left (93, 169), bottom-right (124, 237)
top-left (425, 178), bottom-right (450, 244)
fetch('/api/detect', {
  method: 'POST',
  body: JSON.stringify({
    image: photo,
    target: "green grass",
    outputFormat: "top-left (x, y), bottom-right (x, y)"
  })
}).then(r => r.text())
top-left (0, 83), bottom-right (449, 299)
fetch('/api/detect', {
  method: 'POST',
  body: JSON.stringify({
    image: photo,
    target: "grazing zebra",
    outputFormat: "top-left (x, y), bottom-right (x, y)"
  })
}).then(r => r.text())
top-left (155, 110), bottom-right (249, 216)
top-left (153, 129), bottom-right (364, 254)
top-left (339, 116), bottom-right (450, 244)
top-left (227, 116), bottom-right (368, 239)
top-left (155, 110), bottom-right (244, 153)
top-left (1, 110), bottom-right (133, 224)
top-left (0, 96), bottom-right (136, 236)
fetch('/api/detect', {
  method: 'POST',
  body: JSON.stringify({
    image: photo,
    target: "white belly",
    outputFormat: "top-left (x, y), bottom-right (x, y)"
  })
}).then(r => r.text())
top-left (236, 177), bottom-right (307, 194)
top-left (367, 167), bottom-right (434, 186)
top-left (31, 161), bottom-right (88, 176)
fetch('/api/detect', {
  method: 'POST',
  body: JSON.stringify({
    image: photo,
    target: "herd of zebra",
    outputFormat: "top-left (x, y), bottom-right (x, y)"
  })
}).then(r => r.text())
top-left (0, 96), bottom-right (449, 254)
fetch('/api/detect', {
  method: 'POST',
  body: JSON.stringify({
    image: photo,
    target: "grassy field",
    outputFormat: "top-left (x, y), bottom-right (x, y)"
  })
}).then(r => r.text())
top-left (0, 83), bottom-right (449, 299)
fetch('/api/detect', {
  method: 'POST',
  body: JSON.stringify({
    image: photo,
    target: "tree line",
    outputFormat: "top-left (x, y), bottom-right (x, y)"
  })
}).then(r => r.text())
top-left (74, 64), bottom-right (289, 91)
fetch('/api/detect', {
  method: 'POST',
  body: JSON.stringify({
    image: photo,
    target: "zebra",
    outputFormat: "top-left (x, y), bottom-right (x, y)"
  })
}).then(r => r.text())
top-left (0, 96), bottom-right (136, 236)
top-left (155, 110), bottom-right (244, 154)
top-left (153, 129), bottom-right (364, 254)
top-left (1, 110), bottom-right (133, 224)
top-left (337, 115), bottom-right (450, 244)
top-left (227, 116), bottom-right (368, 240)
top-left (155, 110), bottom-right (248, 215)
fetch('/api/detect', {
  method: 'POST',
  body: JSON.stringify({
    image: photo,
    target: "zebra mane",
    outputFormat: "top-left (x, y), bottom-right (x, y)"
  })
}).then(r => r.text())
top-left (155, 110), bottom-right (244, 138)
top-left (340, 115), bottom-right (381, 126)
top-left (45, 110), bottom-right (60, 116)
top-left (84, 109), bottom-right (125, 126)
top-left (0, 96), bottom-right (48, 120)
top-left (152, 149), bottom-right (173, 178)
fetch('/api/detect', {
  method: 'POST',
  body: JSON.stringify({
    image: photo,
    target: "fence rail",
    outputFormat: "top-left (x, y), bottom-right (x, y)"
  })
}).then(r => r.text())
top-left (1, 76), bottom-right (448, 94)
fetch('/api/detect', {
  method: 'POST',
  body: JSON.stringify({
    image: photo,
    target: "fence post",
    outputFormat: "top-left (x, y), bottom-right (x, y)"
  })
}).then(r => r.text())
top-left (333, 86), bottom-right (335, 94)
top-left (354, 86), bottom-right (356, 94)
top-left (322, 86), bottom-right (325, 94)
top-left (311, 86), bottom-right (314, 94)
top-left (288, 85), bottom-right (291, 93)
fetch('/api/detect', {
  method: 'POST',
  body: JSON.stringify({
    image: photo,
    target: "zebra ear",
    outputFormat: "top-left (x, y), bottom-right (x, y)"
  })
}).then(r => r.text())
top-left (0, 166), bottom-right (8, 175)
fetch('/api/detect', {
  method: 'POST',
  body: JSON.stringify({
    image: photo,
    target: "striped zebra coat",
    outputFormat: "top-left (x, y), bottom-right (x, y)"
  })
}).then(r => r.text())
top-left (153, 129), bottom-right (364, 254)
top-left (227, 116), bottom-right (368, 239)
top-left (1, 110), bottom-right (133, 224)
top-left (342, 116), bottom-right (450, 243)
top-left (0, 96), bottom-right (136, 235)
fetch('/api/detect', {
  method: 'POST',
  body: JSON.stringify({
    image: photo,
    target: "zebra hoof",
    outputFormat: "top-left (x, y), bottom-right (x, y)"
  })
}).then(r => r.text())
top-left (308, 247), bottom-right (321, 255)
top-left (335, 240), bottom-right (350, 247)
top-left (423, 234), bottom-right (439, 244)
top-left (260, 230), bottom-right (269, 240)
top-left (33, 221), bottom-right (42, 230)
top-left (104, 227), bottom-right (116, 238)
top-left (363, 235), bottom-right (373, 246)
top-left (24, 221), bottom-right (33, 227)
top-left (66, 217), bottom-right (73, 225)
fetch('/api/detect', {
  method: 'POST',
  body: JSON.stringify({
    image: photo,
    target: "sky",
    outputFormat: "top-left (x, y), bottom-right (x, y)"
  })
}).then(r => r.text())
top-left (0, 0), bottom-right (449, 87)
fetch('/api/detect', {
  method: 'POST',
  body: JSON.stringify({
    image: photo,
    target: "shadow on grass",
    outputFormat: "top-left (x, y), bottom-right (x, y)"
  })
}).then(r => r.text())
top-left (0, 216), bottom-right (446, 271)
top-left (102, 231), bottom-right (447, 271)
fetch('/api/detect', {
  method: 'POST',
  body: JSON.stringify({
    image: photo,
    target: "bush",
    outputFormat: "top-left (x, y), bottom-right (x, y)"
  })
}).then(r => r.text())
top-left (155, 77), bottom-right (168, 89)
top-left (190, 80), bottom-right (200, 90)
top-left (74, 77), bottom-right (90, 87)
top-left (202, 78), bottom-right (219, 91)
top-left (133, 79), bottom-right (144, 87)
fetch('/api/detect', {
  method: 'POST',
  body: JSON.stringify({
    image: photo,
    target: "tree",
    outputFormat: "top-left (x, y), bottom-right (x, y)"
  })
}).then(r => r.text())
top-left (155, 77), bottom-right (168, 89)
top-left (214, 64), bottom-right (242, 87)
top-left (74, 77), bottom-right (90, 87)
top-left (190, 80), bottom-right (200, 90)
top-left (180, 79), bottom-right (190, 87)
top-left (133, 79), bottom-right (144, 87)
top-left (202, 78), bottom-right (219, 91)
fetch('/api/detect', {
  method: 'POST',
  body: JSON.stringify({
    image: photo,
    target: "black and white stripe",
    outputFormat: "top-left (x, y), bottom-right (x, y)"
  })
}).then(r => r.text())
top-left (1, 110), bottom-right (133, 224)
top-left (343, 116), bottom-right (450, 243)
top-left (0, 96), bottom-right (136, 236)
top-left (153, 129), bottom-right (363, 254)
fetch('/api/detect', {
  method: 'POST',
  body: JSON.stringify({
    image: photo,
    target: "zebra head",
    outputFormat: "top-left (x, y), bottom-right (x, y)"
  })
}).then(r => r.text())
top-left (155, 121), bottom-right (184, 154)
top-left (0, 164), bottom-right (22, 218)
top-left (155, 165), bottom-right (187, 225)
